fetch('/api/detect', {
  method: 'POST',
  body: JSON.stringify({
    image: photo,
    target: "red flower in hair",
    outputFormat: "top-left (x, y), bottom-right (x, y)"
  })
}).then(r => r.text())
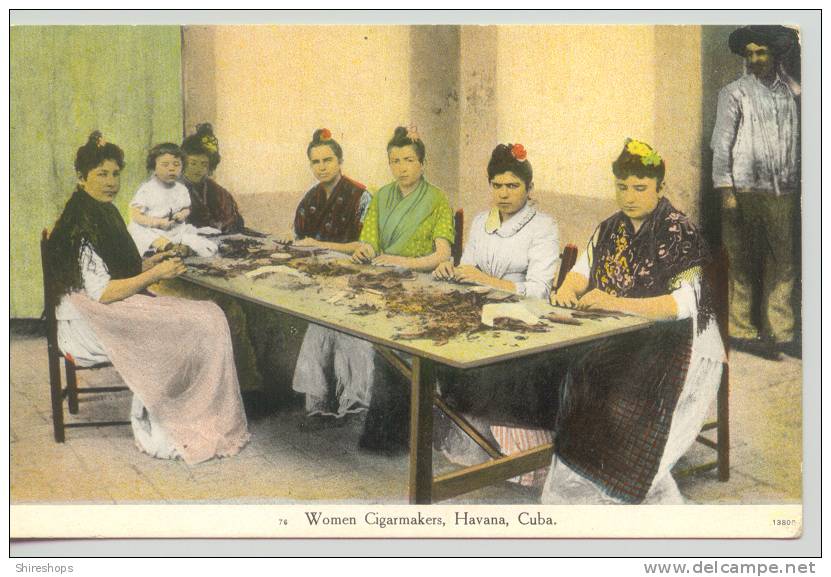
top-left (320, 128), bottom-right (332, 140)
top-left (511, 143), bottom-right (527, 161)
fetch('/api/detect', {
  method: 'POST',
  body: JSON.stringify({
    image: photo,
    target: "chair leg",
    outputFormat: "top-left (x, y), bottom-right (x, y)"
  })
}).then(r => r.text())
top-left (717, 363), bottom-right (730, 481)
top-left (65, 359), bottom-right (79, 414)
top-left (47, 351), bottom-right (65, 443)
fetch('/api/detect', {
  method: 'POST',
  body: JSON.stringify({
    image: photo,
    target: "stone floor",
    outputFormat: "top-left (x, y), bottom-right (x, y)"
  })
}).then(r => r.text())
top-left (10, 332), bottom-right (801, 505)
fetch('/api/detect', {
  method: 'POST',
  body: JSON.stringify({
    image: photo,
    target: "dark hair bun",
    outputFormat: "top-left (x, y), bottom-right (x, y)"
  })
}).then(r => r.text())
top-left (386, 125), bottom-right (426, 163)
top-left (487, 142), bottom-right (533, 186)
top-left (490, 144), bottom-right (514, 164)
top-left (181, 123), bottom-right (221, 169)
top-left (195, 123), bottom-right (215, 137)
top-left (612, 139), bottom-right (666, 183)
top-left (306, 128), bottom-right (342, 160)
top-left (393, 126), bottom-right (409, 140)
top-left (86, 130), bottom-right (103, 147)
top-left (312, 128), bottom-right (334, 143)
top-left (75, 131), bottom-right (125, 177)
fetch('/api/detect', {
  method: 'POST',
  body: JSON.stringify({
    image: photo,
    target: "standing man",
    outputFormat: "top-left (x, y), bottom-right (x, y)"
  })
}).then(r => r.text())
top-left (711, 25), bottom-right (800, 360)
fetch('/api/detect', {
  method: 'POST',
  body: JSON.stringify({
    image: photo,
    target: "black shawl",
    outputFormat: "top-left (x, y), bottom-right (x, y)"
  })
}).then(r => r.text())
top-left (48, 187), bottom-right (142, 299)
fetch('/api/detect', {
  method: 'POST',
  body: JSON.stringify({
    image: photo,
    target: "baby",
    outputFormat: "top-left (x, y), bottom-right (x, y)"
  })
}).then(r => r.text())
top-left (128, 143), bottom-right (218, 257)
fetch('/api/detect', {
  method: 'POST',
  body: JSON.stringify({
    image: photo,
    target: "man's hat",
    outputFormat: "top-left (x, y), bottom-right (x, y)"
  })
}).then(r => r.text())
top-left (728, 25), bottom-right (799, 57)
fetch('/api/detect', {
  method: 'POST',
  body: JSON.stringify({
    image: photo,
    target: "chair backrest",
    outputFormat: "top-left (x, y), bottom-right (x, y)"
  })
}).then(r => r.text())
top-left (40, 229), bottom-right (61, 357)
top-left (452, 208), bottom-right (464, 266)
top-left (704, 245), bottom-right (730, 346)
top-left (555, 244), bottom-right (579, 291)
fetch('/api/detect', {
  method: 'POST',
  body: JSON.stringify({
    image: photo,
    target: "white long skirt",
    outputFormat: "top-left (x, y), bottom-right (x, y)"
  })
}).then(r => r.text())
top-left (291, 324), bottom-right (375, 416)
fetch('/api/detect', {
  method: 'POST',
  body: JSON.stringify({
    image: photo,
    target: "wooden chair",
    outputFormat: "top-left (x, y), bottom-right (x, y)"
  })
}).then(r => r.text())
top-left (452, 209), bottom-right (464, 266)
top-left (40, 229), bottom-right (130, 443)
top-left (555, 244), bottom-right (579, 290)
top-left (676, 247), bottom-right (730, 481)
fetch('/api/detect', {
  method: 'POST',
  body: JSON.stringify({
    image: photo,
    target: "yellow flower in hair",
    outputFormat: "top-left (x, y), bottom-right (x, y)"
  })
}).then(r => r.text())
top-left (625, 138), bottom-right (662, 167)
top-left (201, 136), bottom-right (218, 153)
top-left (642, 150), bottom-right (662, 167)
top-left (625, 139), bottom-right (651, 158)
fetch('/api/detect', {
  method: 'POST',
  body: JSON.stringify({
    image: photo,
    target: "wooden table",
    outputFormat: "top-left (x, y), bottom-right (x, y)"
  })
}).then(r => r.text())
top-left (183, 247), bottom-right (653, 504)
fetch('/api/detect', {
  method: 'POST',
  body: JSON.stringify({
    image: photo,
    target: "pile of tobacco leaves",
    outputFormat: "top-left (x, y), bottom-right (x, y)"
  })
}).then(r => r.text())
top-left (288, 260), bottom-right (360, 277)
top-left (348, 269), bottom-right (415, 292)
top-left (388, 289), bottom-right (525, 345)
top-left (188, 258), bottom-right (272, 279)
top-left (217, 237), bottom-right (272, 259)
top-left (191, 244), bottom-right (585, 344)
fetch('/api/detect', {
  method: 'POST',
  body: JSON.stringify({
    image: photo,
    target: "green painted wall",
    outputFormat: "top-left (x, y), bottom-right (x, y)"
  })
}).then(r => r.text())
top-left (10, 26), bottom-right (183, 318)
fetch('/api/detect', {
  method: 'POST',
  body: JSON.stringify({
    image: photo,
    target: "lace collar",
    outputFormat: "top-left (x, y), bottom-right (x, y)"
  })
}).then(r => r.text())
top-left (484, 201), bottom-right (537, 238)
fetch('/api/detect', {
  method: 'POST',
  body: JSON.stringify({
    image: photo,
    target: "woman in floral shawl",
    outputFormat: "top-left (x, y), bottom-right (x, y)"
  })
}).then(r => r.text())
top-left (544, 139), bottom-right (725, 504)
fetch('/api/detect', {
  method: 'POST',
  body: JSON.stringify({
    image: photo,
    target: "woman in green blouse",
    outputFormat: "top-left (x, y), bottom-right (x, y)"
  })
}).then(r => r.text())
top-left (350, 126), bottom-right (458, 450)
top-left (352, 126), bottom-right (455, 269)
top-left (293, 127), bottom-right (455, 434)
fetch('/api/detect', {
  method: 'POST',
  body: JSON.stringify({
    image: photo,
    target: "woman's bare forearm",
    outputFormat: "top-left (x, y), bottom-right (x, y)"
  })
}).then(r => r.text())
top-left (609, 294), bottom-right (679, 321)
top-left (557, 272), bottom-right (590, 297)
top-left (99, 269), bottom-right (160, 304)
top-left (395, 241), bottom-right (452, 271)
top-left (315, 240), bottom-right (363, 254)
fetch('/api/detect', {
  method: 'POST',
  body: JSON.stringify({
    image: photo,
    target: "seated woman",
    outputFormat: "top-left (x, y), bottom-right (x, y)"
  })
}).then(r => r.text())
top-left (353, 126), bottom-right (456, 450)
top-left (433, 143), bottom-right (558, 297)
top-left (351, 126), bottom-right (454, 270)
top-left (291, 129), bottom-right (375, 422)
top-left (277, 128), bottom-right (371, 252)
top-left (146, 125), bottom-right (265, 413)
top-left (543, 139), bottom-right (725, 504)
top-left (432, 143), bottom-right (559, 486)
top-left (50, 131), bottom-right (249, 464)
top-left (179, 123), bottom-right (245, 234)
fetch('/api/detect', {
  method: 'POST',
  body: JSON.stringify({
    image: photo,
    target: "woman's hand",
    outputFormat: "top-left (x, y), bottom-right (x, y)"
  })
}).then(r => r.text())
top-left (432, 260), bottom-right (455, 280)
top-left (351, 243), bottom-right (377, 264)
top-left (576, 289), bottom-right (619, 311)
top-left (151, 257), bottom-right (187, 281)
top-left (173, 208), bottom-right (190, 223)
top-left (142, 248), bottom-right (178, 269)
top-left (170, 243), bottom-right (193, 258)
top-left (550, 287), bottom-right (579, 308)
top-left (275, 230), bottom-right (295, 245)
top-left (293, 237), bottom-right (320, 248)
top-left (452, 265), bottom-right (488, 285)
top-left (373, 254), bottom-right (408, 268)
top-left (151, 236), bottom-right (173, 252)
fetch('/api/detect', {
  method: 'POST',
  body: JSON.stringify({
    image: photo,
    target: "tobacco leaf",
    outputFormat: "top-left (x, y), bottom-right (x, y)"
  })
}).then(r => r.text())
top-left (490, 317), bottom-right (549, 333)
top-left (349, 303), bottom-right (380, 316)
top-left (542, 312), bottom-right (583, 326)
top-left (289, 260), bottom-right (361, 277)
top-left (570, 309), bottom-right (623, 320)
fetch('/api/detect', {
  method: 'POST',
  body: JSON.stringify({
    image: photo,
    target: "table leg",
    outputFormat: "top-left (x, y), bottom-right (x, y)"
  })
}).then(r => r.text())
top-left (409, 356), bottom-right (434, 504)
